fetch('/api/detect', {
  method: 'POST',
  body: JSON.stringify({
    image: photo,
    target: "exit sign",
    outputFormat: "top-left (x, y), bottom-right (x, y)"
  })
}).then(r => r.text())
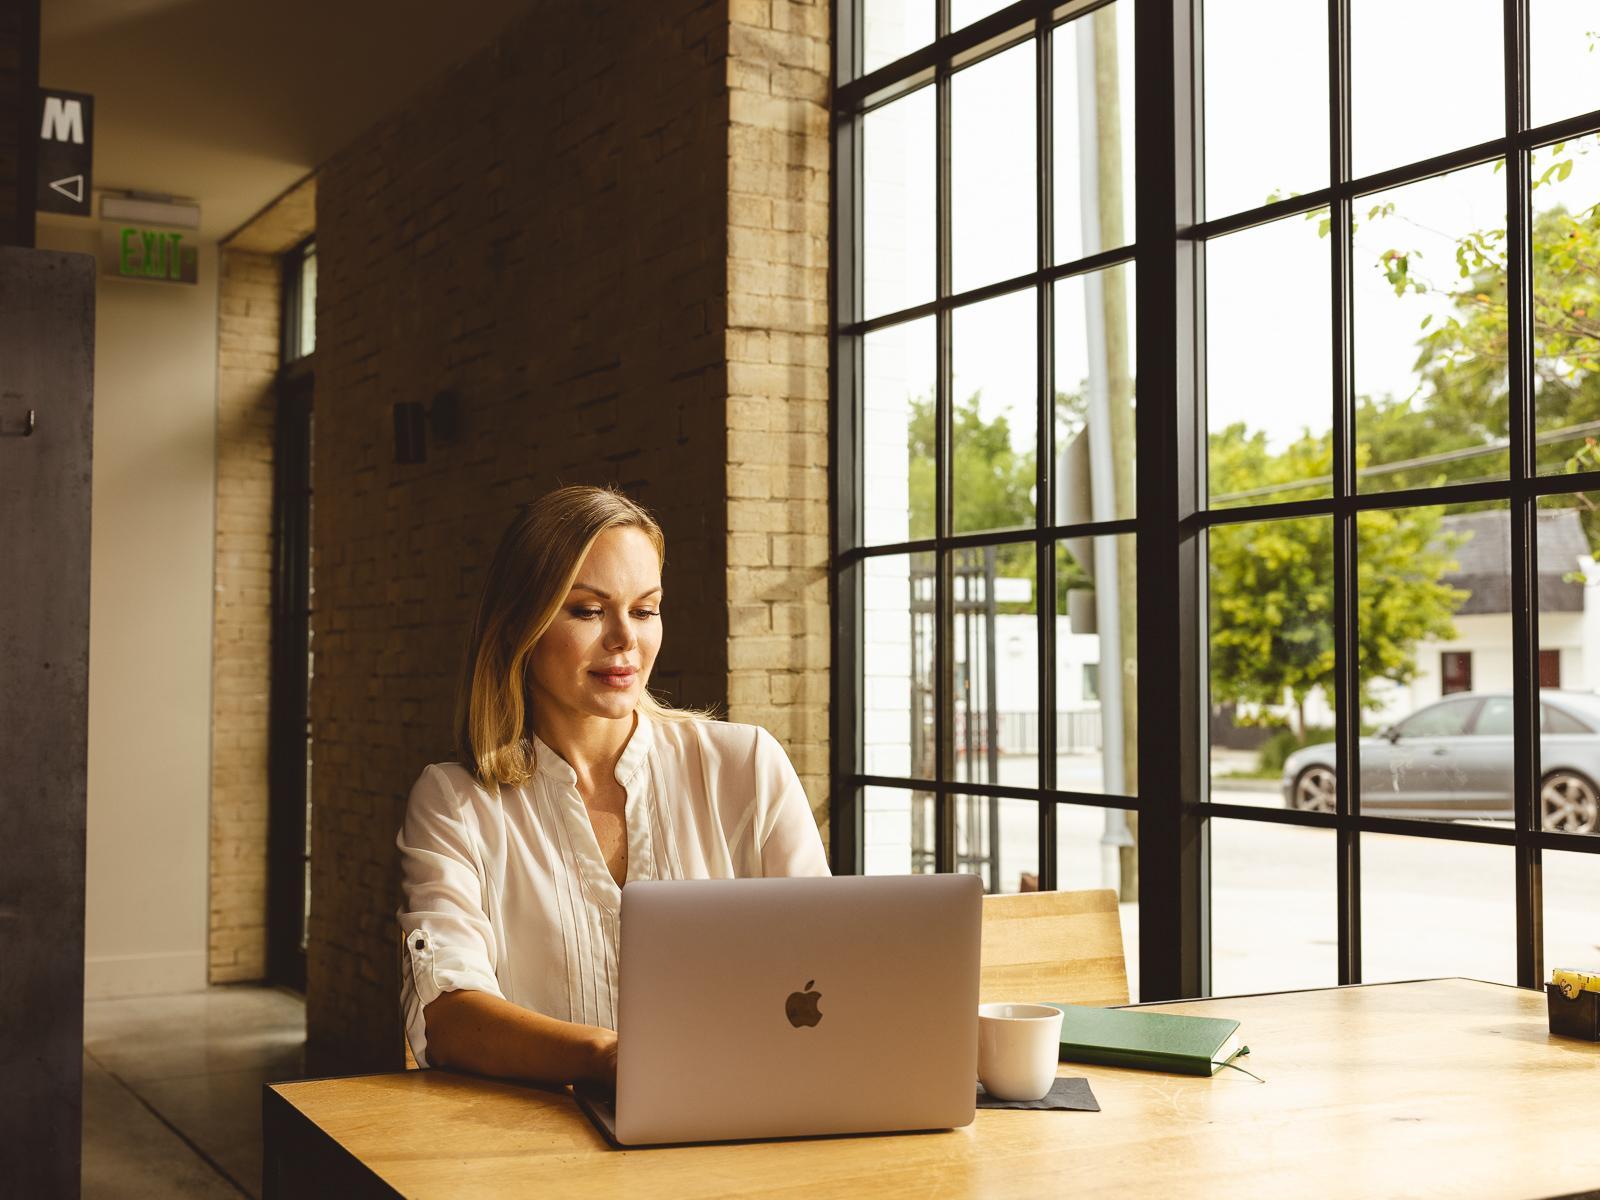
top-left (101, 226), bottom-right (198, 285)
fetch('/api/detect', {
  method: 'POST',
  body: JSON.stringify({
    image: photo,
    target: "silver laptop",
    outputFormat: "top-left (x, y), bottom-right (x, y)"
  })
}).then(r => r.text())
top-left (575, 873), bottom-right (982, 1147)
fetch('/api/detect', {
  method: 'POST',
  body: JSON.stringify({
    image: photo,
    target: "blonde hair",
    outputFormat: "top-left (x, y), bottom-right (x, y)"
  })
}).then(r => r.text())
top-left (455, 484), bottom-right (716, 788)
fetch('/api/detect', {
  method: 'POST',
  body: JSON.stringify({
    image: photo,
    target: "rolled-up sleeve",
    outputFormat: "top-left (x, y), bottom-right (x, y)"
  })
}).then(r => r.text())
top-left (752, 727), bottom-right (832, 878)
top-left (396, 764), bottom-right (505, 1067)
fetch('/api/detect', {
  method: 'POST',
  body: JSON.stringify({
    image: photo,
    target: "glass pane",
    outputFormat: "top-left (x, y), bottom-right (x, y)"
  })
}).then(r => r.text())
top-left (950, 0), bottom-right (1010, 34)
top-left (955, 794), bottom-right (1039, 894)
top-left (1207, 517), bottom-right (1334, 812)
top-left (952, 41), bottom-right (1037, 294)
top-left (1057, 534), bottom-right (1136, 796)
top-left (1537, 493), bottom-right (1600, 838)
top-left (864, 86), bottom-right (936, 320)
top-left (1531, 133), bottom-right (1600, 473)
top-left (1211, 819), bottom-right (1337, 996)
top-left (1531, 2), bottom-right (1600, 129)
top-left (1055, 264), bottom-right (1136, 524)
top-left (299, 245), bottom-right (317, 357)
top-left (1202, 0), bottom-right (1327, 219)
top-left (954, 543), bottom-right (1038, 788)
top-left (1206, 211), bottom-right (1332, 508)
top-left (1361, 833), bottom-right (1515, 985)
top-left (1544, 849), bottom-right (1600, 973)
top-left (952, 287), bottom-right (1037, 534)
top-left (1350, 0), bottom-right (1502, 178)
top-left (1357, 502), bottom-right (1509, 825)
top-left (863, 552), bottom-right (937, 780)
top-left (1353, 161), bottom-right (1507, 493)
top-left (1056, 803), bottom-right (1139, 1001)
top-left (864, 317), bottom-right (936, 546)
top-left (864, 0), bottom-right (935, 76)
top-left (863, 786), bottom-right (937, 875)
top-left (1052, 3), bottom-right (1134, 264)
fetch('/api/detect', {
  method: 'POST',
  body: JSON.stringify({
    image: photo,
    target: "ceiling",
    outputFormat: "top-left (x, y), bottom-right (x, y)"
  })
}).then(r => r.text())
top-left (39, 0), bottom-right (536, 241)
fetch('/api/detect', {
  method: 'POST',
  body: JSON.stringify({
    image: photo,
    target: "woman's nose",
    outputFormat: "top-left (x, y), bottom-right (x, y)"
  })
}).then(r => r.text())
top-left (603, 612), bottom-right (637, 651)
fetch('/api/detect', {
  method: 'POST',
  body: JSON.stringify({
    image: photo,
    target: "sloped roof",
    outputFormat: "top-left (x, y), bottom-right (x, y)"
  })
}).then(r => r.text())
top-left (1436, 510), bottom-right (1591, 614)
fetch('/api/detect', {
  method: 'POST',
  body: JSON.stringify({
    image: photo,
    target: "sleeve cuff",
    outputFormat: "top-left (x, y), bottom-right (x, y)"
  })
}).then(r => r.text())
top-left (399, 927), bottom-right (504, 1068)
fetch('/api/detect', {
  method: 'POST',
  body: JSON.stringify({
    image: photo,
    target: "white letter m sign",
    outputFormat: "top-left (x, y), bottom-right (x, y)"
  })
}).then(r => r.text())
top-left (40, 97), bottom-right (84, 144)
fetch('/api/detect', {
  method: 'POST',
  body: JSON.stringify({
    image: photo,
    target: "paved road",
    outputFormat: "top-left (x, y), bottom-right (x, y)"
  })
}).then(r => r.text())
top-left (972, 753), bottom-right (1600, 1000)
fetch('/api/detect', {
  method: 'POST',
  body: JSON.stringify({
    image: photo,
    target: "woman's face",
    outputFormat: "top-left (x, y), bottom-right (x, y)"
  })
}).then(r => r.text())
top-left (527, 526), bottom-right (664, 725)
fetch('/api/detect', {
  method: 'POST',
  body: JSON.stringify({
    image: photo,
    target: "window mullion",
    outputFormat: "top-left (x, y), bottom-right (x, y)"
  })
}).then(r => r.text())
top-left (935, 56), bottom-right (956, 874)
top-left (1327, 0), bottom-right (1362, 988)
top-left (1503, 0), bottom-right (1541, 990)
top-left (1036, 19), bottom-right (1059, 890)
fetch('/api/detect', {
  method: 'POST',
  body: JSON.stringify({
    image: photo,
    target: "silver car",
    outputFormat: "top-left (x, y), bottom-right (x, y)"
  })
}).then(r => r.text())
top-left (1281, 690), bottom-right (1600, 834)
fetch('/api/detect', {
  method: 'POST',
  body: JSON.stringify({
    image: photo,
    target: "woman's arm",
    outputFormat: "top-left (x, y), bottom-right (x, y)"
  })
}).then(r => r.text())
top-left (399, 767), bottom-right (612, 1086)
top-left (423, 989), bottom-right (617, 1088)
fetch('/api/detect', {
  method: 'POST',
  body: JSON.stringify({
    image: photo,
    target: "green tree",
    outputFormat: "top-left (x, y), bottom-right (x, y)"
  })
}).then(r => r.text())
top-left (1209, 143), bottom-right (1600, 741)
top-left (907, 392), bottom-right (1057, 612)
top-left (907, 392), bottom-right (1101, 615)
top-left (1320, 140), bottom-right (1600, 531)
top-left (1208, 424), bottom-right (1467, 739)
top-left (1381, 143), bottom-right (1600, 545)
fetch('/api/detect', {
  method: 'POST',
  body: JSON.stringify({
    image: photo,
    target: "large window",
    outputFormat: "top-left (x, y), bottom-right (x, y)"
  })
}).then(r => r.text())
top-left (833, 0), bottom-right (1600, 999)
top-left (268, 235), bottom-right (316, 989)
top-left (836, 0), bottom-right (1141, 990)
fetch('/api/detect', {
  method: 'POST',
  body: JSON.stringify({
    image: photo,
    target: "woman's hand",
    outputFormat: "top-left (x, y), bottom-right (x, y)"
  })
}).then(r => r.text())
top-left (584, 1027), bottom-right (619, 1090)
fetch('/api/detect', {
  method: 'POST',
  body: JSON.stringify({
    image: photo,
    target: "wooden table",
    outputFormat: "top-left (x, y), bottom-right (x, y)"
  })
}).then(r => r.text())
top-left (264, 979), bottom-right (1600, 1198)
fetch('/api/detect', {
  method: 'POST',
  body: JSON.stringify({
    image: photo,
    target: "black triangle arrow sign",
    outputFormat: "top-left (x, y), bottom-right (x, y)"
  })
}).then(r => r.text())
top-left (48, 175), bottom-right (84, 203)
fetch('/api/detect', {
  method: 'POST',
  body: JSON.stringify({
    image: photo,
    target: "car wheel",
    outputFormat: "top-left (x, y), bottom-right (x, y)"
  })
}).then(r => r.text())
top-left (1292, 765), bottom-right (1337, 814)
top-left (1541, 770), bottom-right (1600, 834)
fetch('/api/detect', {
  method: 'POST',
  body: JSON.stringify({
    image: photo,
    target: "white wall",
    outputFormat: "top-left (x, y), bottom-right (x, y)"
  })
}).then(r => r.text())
top-left (37, 219), bottom-right (217, 998)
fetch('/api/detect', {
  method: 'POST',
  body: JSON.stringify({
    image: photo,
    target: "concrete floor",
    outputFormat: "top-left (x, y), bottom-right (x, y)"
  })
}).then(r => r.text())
top-left (82, 986), bottom-right (306, 1200)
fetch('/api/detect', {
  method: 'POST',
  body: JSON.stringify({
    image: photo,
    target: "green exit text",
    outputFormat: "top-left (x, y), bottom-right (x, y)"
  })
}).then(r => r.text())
top-left (118, 226), bottom-right (198, 284)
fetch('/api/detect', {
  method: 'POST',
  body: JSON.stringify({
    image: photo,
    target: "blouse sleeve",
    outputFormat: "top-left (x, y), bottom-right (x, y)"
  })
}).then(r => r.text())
top-left (752, 726), bottom-right (832, 877)
top-left (395, 764), bottom-right (506, 1067)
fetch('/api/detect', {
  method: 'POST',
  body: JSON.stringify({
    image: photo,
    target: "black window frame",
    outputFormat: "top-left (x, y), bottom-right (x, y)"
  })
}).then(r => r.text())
top-left (831, 0), bottom-right (1600, 1000)
top-left (281, 235), bottom-right (317, 364)
top-left (268, 236), bottom-right (316, 991)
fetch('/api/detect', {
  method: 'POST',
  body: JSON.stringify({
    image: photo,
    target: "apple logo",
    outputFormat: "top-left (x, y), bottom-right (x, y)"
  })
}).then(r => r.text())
top-left (785, 980), bottom-right (823, 1028)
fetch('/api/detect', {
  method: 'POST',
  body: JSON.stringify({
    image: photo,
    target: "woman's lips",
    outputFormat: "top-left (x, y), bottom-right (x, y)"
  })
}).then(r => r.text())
top-left (590, 669), bottom-right (636, 689)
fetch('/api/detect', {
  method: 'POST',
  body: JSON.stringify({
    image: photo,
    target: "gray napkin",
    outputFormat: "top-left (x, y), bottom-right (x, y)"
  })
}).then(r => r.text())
top-left (976, 1076), bottom-right (1099, 1111)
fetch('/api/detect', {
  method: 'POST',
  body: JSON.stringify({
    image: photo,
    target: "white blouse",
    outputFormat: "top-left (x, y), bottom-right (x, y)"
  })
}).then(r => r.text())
top-left (395, 710), bottom-right (831, 1066)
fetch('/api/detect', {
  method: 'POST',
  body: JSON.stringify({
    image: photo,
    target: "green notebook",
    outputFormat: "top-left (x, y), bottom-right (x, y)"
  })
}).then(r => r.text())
top-left (1044, 1003), bottom-right (1244, 1077)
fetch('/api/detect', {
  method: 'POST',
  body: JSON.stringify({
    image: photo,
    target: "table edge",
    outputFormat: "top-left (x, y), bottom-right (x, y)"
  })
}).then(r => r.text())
top-left (267, 977), bottom-right (1527, 1097)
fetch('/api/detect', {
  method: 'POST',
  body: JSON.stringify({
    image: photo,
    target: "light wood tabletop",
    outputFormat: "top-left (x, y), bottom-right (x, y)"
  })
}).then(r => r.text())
top-left (264, 978), bottom-right (1600, 1199)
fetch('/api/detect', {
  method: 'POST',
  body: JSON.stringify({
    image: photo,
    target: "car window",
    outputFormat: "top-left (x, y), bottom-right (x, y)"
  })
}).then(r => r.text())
top-left (1474, 697), bottom-right (1513, 736)
top-left (1543, 703), bottom-right (1591, 734)
top-left (1395, 699), bottom-right (1478, 738)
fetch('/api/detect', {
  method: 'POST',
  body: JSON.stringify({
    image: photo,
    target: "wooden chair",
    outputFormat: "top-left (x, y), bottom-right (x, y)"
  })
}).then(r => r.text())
top-left (980, 888), bottom-right (1128, 1007)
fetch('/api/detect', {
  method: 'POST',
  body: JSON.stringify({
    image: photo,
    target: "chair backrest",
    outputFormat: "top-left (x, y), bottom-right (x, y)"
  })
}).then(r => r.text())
top-left (980, 888), bottom-right (1128, 1007)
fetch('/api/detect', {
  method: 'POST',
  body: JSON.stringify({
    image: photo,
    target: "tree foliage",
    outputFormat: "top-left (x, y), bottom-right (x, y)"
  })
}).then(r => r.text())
top-left (1209, 140), bottom-right (1600, 735)
top-left (907, 392), bottom-right (1034, 551)
top-left (1207, 428), bottom-right (1465, 732)
top-left (907, 392), bottom-right (1088, 614)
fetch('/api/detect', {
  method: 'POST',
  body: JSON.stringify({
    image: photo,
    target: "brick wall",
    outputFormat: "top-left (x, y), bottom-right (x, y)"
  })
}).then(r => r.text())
top-left (0, 0), bottom-right (39, 246)
top-left (309, 0), bottom-right (831, 1071)
top-left (722, 0), bottom-right (832, 839)
top-left (209, 249), bottom-right (281, 983)
top-left (309, 0), bottom-right (742, 1072)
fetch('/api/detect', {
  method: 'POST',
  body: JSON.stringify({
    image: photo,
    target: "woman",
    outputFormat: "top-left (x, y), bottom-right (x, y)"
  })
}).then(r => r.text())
top-left (396, 485), bottom-right (830, 1089)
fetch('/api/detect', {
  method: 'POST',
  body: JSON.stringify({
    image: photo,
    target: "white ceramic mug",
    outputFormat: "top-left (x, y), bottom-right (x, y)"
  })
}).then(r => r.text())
top-left (977, 1002), bottom-right (1065, 1102)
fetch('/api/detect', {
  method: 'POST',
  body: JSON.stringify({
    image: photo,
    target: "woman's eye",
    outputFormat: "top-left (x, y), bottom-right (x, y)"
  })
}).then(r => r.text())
top-left (571, 607), bottom-right (602, 619)
top-left (633, 609), bottom-right (659, 619)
